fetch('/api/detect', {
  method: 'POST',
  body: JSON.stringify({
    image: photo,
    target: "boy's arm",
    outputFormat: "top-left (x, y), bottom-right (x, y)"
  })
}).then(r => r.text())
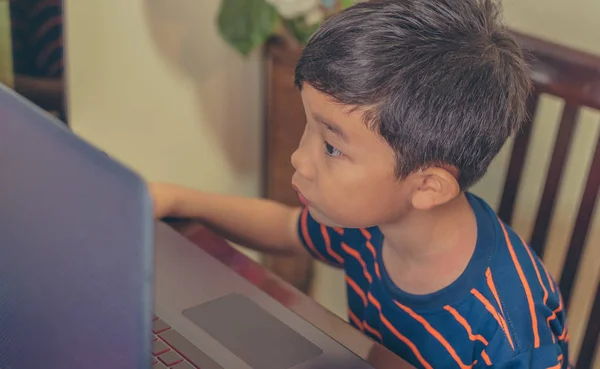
top-left (151, 183), bottom-right (307, 256)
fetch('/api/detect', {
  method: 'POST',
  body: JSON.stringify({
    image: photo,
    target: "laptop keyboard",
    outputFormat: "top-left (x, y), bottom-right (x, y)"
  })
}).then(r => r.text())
top-left (152, 316), bottom-right (224, 369)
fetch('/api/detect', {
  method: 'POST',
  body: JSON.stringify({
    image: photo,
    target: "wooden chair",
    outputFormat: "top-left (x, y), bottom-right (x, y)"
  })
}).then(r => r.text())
top-left (499, 31), bottom-right (600, 369)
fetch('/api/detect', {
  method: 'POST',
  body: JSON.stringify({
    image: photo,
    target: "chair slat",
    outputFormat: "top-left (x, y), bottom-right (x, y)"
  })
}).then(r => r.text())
top-left (530, 104), bottom-right (580, 257)
top-left (576, 281), bottom-right (600, 369)
top-left (559, 131), bottom-right (600, 310)
top-left (499, 93), bottom-right (540, 224)
top-left (500, 31), bottom-right (600, 368)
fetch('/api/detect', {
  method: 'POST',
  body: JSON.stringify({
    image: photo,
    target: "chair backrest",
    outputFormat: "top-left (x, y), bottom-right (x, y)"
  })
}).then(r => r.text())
top-left (499, 31), bottom-right (600, 369)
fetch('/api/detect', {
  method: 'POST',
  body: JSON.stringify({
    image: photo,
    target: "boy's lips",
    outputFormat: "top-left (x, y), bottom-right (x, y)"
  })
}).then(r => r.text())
top-left (292, 184), bottom-right (310, 206)
top-left (297, 192), bottom-right (309, 206)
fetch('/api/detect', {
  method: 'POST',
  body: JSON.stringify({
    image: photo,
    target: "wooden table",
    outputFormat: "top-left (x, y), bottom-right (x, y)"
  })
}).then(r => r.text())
top-left (168, 220), bottom-right (414, 369)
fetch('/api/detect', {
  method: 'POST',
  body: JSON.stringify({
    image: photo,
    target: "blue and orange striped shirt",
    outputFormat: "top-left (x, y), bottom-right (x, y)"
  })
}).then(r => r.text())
top-left (298, 192), bottom-right (569, 368)
top-left (10, 0), bottom-right (64, 77)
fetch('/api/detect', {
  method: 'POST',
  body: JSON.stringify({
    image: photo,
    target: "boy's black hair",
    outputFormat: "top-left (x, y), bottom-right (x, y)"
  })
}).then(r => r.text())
top-left (295, 0), bottom-right (531, 189)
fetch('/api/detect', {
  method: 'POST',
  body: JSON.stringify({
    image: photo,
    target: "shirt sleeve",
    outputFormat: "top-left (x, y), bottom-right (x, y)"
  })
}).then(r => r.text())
top-left (484, 344), bottom-right (569, 369)
top-left (297, 206), bottom-right (346, 267)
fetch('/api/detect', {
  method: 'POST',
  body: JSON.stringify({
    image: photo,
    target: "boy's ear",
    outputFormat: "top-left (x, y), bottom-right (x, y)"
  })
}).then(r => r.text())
top-left (410, 167), bottom-right (461, 210)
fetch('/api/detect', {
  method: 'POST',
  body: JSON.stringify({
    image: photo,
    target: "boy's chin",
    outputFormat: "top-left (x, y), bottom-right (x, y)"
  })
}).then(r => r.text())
top-left (307, 206), bottom-right (361, 229)
top-left (306, 206), bottom-right (342, 228)
top-left (308, 205), bottom-right (393, 230)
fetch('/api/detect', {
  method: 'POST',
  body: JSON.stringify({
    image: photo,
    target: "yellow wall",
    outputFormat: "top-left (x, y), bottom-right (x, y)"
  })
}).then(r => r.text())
top-left (0, 0), bottom-right (14, 87)
top-left (503, 0), bottom-right (600, 56)
top-left (65, 0), bottom-right (263, 196)
top-left (64, 0), bottom-right (599, 366)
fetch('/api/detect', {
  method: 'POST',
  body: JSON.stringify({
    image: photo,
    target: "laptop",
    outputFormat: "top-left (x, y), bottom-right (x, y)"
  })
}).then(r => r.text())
top-left (0, 84), bottom-right (374, 369)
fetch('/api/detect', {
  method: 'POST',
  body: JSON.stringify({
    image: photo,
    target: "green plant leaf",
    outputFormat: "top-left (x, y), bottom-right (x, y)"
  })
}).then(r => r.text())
top-left (339, 0), bottom-right (355, 9)
top-left (217, 0), bottom-right (279, 56)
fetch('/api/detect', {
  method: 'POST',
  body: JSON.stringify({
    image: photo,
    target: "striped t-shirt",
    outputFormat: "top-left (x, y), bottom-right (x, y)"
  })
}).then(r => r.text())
top-left (10, 0), bottom-right (64, 77)
top-left (298, 192), bottom-right (569, 368)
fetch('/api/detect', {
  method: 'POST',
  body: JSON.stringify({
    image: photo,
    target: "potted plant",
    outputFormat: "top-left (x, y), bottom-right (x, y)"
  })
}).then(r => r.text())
top-left (217, 0), bottom-right (357, 56)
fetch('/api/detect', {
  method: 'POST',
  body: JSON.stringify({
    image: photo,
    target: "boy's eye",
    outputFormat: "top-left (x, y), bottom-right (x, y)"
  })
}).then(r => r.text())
top-left (324, 141), bottom-right (343, 157)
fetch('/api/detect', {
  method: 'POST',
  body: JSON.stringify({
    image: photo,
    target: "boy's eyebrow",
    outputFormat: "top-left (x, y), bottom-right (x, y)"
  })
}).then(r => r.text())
top-left (313, 114), bottom-right (350, 143)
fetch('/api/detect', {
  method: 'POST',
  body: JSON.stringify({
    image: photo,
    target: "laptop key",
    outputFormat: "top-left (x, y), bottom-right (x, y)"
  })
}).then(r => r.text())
top-left (160, 329), bottom-right (224, 369)
top-left (158, 350), bottom-right (184, 366)
top-left (152, 340), bottom-right (169, 356)
top-left (153, 319), bottom-right (171, 334)
top-left (152, 361), bottom-right (168, 369)
top-left (171, 362), bottom-right (195, 369)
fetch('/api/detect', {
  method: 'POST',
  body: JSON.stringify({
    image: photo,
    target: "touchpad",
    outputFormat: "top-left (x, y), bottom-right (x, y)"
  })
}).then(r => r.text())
top-left (183, 293), bottom-right (322, 369)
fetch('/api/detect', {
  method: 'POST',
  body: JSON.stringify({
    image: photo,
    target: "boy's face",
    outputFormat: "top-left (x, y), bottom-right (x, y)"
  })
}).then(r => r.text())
top-left (291, 85), bottom-right (413, 228)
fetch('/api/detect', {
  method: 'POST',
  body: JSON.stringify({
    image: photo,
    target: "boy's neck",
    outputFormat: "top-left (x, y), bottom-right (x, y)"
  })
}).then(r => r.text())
top-left (378, 193), bottom-right (478, 295)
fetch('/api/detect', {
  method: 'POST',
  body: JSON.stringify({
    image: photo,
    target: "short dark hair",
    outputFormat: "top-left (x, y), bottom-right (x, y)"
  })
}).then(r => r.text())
top-left (295, 0), bottom-right (531, 189)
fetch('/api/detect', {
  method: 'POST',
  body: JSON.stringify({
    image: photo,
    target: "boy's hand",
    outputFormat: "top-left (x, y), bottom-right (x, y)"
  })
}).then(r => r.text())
top-left (149, 182), bottom-right (180, 219)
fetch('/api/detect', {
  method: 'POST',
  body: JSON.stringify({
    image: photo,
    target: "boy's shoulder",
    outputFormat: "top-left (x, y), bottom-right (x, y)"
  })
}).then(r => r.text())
top-left (454, 194), bottom-right (569, 362)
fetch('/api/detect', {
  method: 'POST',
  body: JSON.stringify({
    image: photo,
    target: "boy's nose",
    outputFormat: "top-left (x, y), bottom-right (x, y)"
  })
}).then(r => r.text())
top-left (291, 145), bottom-right (315, 181)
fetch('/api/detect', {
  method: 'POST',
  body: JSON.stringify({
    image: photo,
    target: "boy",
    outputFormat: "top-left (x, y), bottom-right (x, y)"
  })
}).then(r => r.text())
top-left (151, 0), bottom-right (569, 367)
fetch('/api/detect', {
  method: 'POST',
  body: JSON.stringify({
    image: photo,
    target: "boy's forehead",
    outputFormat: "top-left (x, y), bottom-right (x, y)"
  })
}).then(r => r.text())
top-left (301, 85), bottom-right (377, 142)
